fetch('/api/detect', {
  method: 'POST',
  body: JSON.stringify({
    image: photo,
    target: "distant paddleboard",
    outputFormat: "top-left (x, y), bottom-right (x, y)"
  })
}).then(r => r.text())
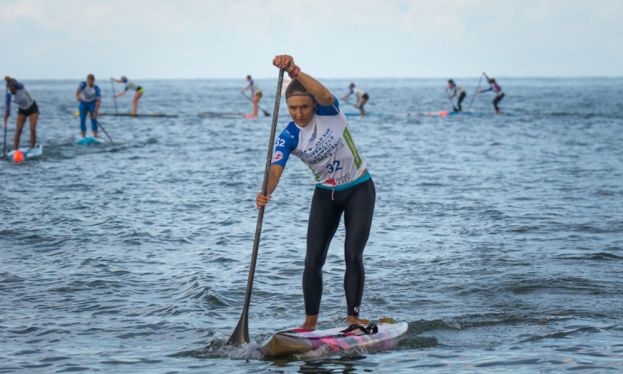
top-left (412, 111), bottom-right (474, 117)
top-left (73, 111), bottom-right (177, 118)
top-left (7, 144), bottom-right (43, 161)
top-left (344, 112), bottom-right (378, 118)
top-left (262, 319), bottom-right (408, 357)
top-left (75, 136), bottom-right (104, 145)
top-left (198, 111), bottom-right (246, 119)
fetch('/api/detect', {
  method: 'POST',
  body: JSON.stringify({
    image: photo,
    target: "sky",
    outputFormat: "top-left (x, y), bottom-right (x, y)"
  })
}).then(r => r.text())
top-left (0, 0), bottom-right (621, 79)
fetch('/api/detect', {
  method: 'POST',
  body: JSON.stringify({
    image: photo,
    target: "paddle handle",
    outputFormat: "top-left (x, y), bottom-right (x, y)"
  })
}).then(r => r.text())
top-left (228, 68), bottom-right (285, 346)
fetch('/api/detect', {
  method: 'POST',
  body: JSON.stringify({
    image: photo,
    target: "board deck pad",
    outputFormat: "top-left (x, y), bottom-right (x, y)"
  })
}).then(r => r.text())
top-left (7, 144), bottom-right (43, 160)
top-left (262, 320), bottom-right (408, 357)
top-left (76, 136), bottom-right (104, 145)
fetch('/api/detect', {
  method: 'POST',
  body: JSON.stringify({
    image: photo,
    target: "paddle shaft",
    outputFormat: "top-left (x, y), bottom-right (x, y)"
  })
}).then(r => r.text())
top-left (466, 72), bottom-right (485, 111)
top-left (2, 116), bottom-right (7, 160)
top-left (241, 92), bottom-right (271, 117)
top-left (445, 89), bottom-right (457, 111)
top-left (110, 79), bottom-right (118, 114)
top-left (97, 120), bottom-right (114, 144)
top-left (228, 69), bottom-right (285, 346)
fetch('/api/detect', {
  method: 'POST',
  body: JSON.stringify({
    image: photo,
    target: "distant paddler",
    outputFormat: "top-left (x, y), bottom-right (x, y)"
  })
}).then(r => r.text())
top-left (4, 76), bottom-right (39, 156)
top-left (76, 74), bottom-right (101, 138)
top-left (112, 76), bottom-right (144, 116)
top-left (341, 82), bottom-right (369, 116)
top-left (479, 73), bottom-right (505, 114)
top-left (257, 55), bottom-right (375, 331)
top-left (241, 75), bottom-right (263, 119)
top-left (446, 79), bottom-right (466, 112)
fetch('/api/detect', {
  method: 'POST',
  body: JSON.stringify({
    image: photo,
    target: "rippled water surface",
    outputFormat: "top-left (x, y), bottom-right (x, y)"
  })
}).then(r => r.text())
top-left (1, 78), bottom-right (622, 373)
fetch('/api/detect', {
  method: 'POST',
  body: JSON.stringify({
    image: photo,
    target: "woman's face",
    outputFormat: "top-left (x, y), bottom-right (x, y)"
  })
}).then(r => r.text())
top-left (87, 77), bottom-right (95, 86)
top-left (287, 95), bottom-right (316, 127)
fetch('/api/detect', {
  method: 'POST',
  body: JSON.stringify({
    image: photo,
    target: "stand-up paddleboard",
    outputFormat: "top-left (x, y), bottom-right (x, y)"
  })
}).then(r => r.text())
top-left (344, 112), bottom-right (379, 118)
top-left (199, 111), bottom-right (246, 119)
top-left (7, 144), bottom-right (43, 161)
top-left (262, 320), bottom-right (408, 357)
top-left (76, 136), bottom-right (104, 145)
top-left (412, 111), bottom-right (475, 117)
top-left (73, 111), bottom-right (177, 118)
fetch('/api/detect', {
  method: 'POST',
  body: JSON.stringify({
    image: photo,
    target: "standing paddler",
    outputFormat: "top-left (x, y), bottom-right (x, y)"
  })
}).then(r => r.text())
top-left (479, 73), bottom-right (505, 114)
top-left (256, 55), bottom-right (375, 330)
top-left (341, 82), bottom-right (369, 116)
top-left (112, 76), bottom-right (144, 116)
top-left (75, 74), bottom-right (101, 138)
top-left (241, 75), bottom-right (263, 119)
top-left (446, 79), bottom-right (466, 112)
top-left (4, 76), bottom-right (40, 158)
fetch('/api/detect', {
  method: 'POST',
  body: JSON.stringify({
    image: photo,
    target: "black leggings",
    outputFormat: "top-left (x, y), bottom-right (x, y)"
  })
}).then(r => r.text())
top-left (303, 178), bottom-right (375, 317)
top-left (493, 93), bottom-right (505, 111)
top-left (457, 91), bottom-right (466, 111)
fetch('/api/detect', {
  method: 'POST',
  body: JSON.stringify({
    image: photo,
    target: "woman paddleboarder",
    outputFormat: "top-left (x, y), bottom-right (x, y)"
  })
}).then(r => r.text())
top-left (4, 76), bottom-right (40, 155)
top-left (241, 75), bottom-right (263, 119)
top-left (112, 76), bottom-right (144, 116)
top-left (256, 55), bottom-right (375, 331)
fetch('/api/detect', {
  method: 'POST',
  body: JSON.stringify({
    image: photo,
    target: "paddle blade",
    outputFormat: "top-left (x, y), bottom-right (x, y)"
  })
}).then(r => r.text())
top-left (227, 310), bottom-right (249, 346)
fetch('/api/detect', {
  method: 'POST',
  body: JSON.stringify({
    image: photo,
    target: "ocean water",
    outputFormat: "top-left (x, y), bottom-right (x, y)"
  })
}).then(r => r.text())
top-left (1, 77), bottom-right (622, 373)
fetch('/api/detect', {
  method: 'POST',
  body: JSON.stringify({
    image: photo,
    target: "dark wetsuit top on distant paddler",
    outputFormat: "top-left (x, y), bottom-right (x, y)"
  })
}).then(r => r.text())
top-left (272, 96), bottom-right (375, 317)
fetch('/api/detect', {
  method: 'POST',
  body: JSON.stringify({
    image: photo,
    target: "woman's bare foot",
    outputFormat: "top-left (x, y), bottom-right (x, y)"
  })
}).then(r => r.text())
top-left (301, 314), bottom-right (318, 330)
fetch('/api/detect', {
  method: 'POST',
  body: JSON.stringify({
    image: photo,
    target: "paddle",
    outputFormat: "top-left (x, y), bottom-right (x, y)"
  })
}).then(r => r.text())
top-left (97, 120), bottom-right (114, 144)
top-left (110, 78), bottom-right (118, 114)
top-left (2, 114), bottom-right (7, 160)
top-left (444, 89), bottom-right (458, 112)
top-left (466, 72), bottom-right (485, 111)
top-left (228, 68), bottom-right (285, 346)
top-left (241, 92), bottom-right (271, 117)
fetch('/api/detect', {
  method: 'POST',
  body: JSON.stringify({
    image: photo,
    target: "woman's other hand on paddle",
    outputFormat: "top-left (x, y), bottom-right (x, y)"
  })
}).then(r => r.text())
top-left (256, 192), bottom-right (271, 208)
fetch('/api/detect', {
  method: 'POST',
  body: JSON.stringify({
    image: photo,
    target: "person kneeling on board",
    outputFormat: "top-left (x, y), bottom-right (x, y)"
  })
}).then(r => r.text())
top-left (341, 82), bottom-right (369, 117)
top-left (257, 55), bottom-right (375, 331)
top-left (76, 74), bottom-right (101, 138)
top-left (447, 79), bottom-right (466, 112)
top-left (5, 76), bottom-right (39, 152)
top-left (112, 76), bottom-right (144, 116)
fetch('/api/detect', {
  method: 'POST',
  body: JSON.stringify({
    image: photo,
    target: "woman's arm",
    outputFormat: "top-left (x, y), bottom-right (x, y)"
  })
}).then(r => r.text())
top-left (256, 164), bottom-right (284, 208)
top-left (273, 55), bottom-right (333, 106)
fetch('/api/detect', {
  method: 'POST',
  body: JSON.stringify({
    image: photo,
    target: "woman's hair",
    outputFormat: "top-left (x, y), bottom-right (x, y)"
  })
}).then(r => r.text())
top-left (87, 74), bottom-right (95, 80)
top-left (285, 79), bottom-right (313, 100)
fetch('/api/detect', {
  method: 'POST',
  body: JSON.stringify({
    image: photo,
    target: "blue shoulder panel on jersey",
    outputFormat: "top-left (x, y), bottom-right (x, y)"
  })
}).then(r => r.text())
top-left (79, 81), bottom-right (86, 91)
top-left (272, 121), bottom-right (299, 168)
top-left (315, 95), bottom-right (340, 116)
top-left (95, 85), bottom-right (102, 98)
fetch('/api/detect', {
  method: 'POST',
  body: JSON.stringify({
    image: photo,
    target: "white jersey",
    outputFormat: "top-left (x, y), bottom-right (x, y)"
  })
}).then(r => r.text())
top-left (5, 82), bottom-right (34, 110)
top-left (272, 97), bottom-right (367, 190)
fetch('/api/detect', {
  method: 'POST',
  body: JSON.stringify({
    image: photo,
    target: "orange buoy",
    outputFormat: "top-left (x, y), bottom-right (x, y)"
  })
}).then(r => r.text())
top-left (13, 150), bottom-right (25, 163)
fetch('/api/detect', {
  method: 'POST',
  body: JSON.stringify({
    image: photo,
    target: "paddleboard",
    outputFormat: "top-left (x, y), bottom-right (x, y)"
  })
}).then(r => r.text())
top-left (73, 111), bottom-right (177, 118)
top-left (198, 111), bottom-right (246, 119)
top-left (344, 112), bottom-right (378, 117)
top-left (76, 136), bottom-right (104, 145)
top-left (7, 144), bottom-right (43, 161)
top-left (262, 320), bottom-right (408, 357)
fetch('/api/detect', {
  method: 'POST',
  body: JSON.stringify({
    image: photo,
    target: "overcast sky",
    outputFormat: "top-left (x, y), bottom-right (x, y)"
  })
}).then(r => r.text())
top-left (0, 0), bottom-right (621, 79)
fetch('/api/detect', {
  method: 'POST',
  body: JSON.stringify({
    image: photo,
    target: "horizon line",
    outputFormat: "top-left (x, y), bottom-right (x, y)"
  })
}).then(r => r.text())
top-left (14, 75), bottom-right (623, 81)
